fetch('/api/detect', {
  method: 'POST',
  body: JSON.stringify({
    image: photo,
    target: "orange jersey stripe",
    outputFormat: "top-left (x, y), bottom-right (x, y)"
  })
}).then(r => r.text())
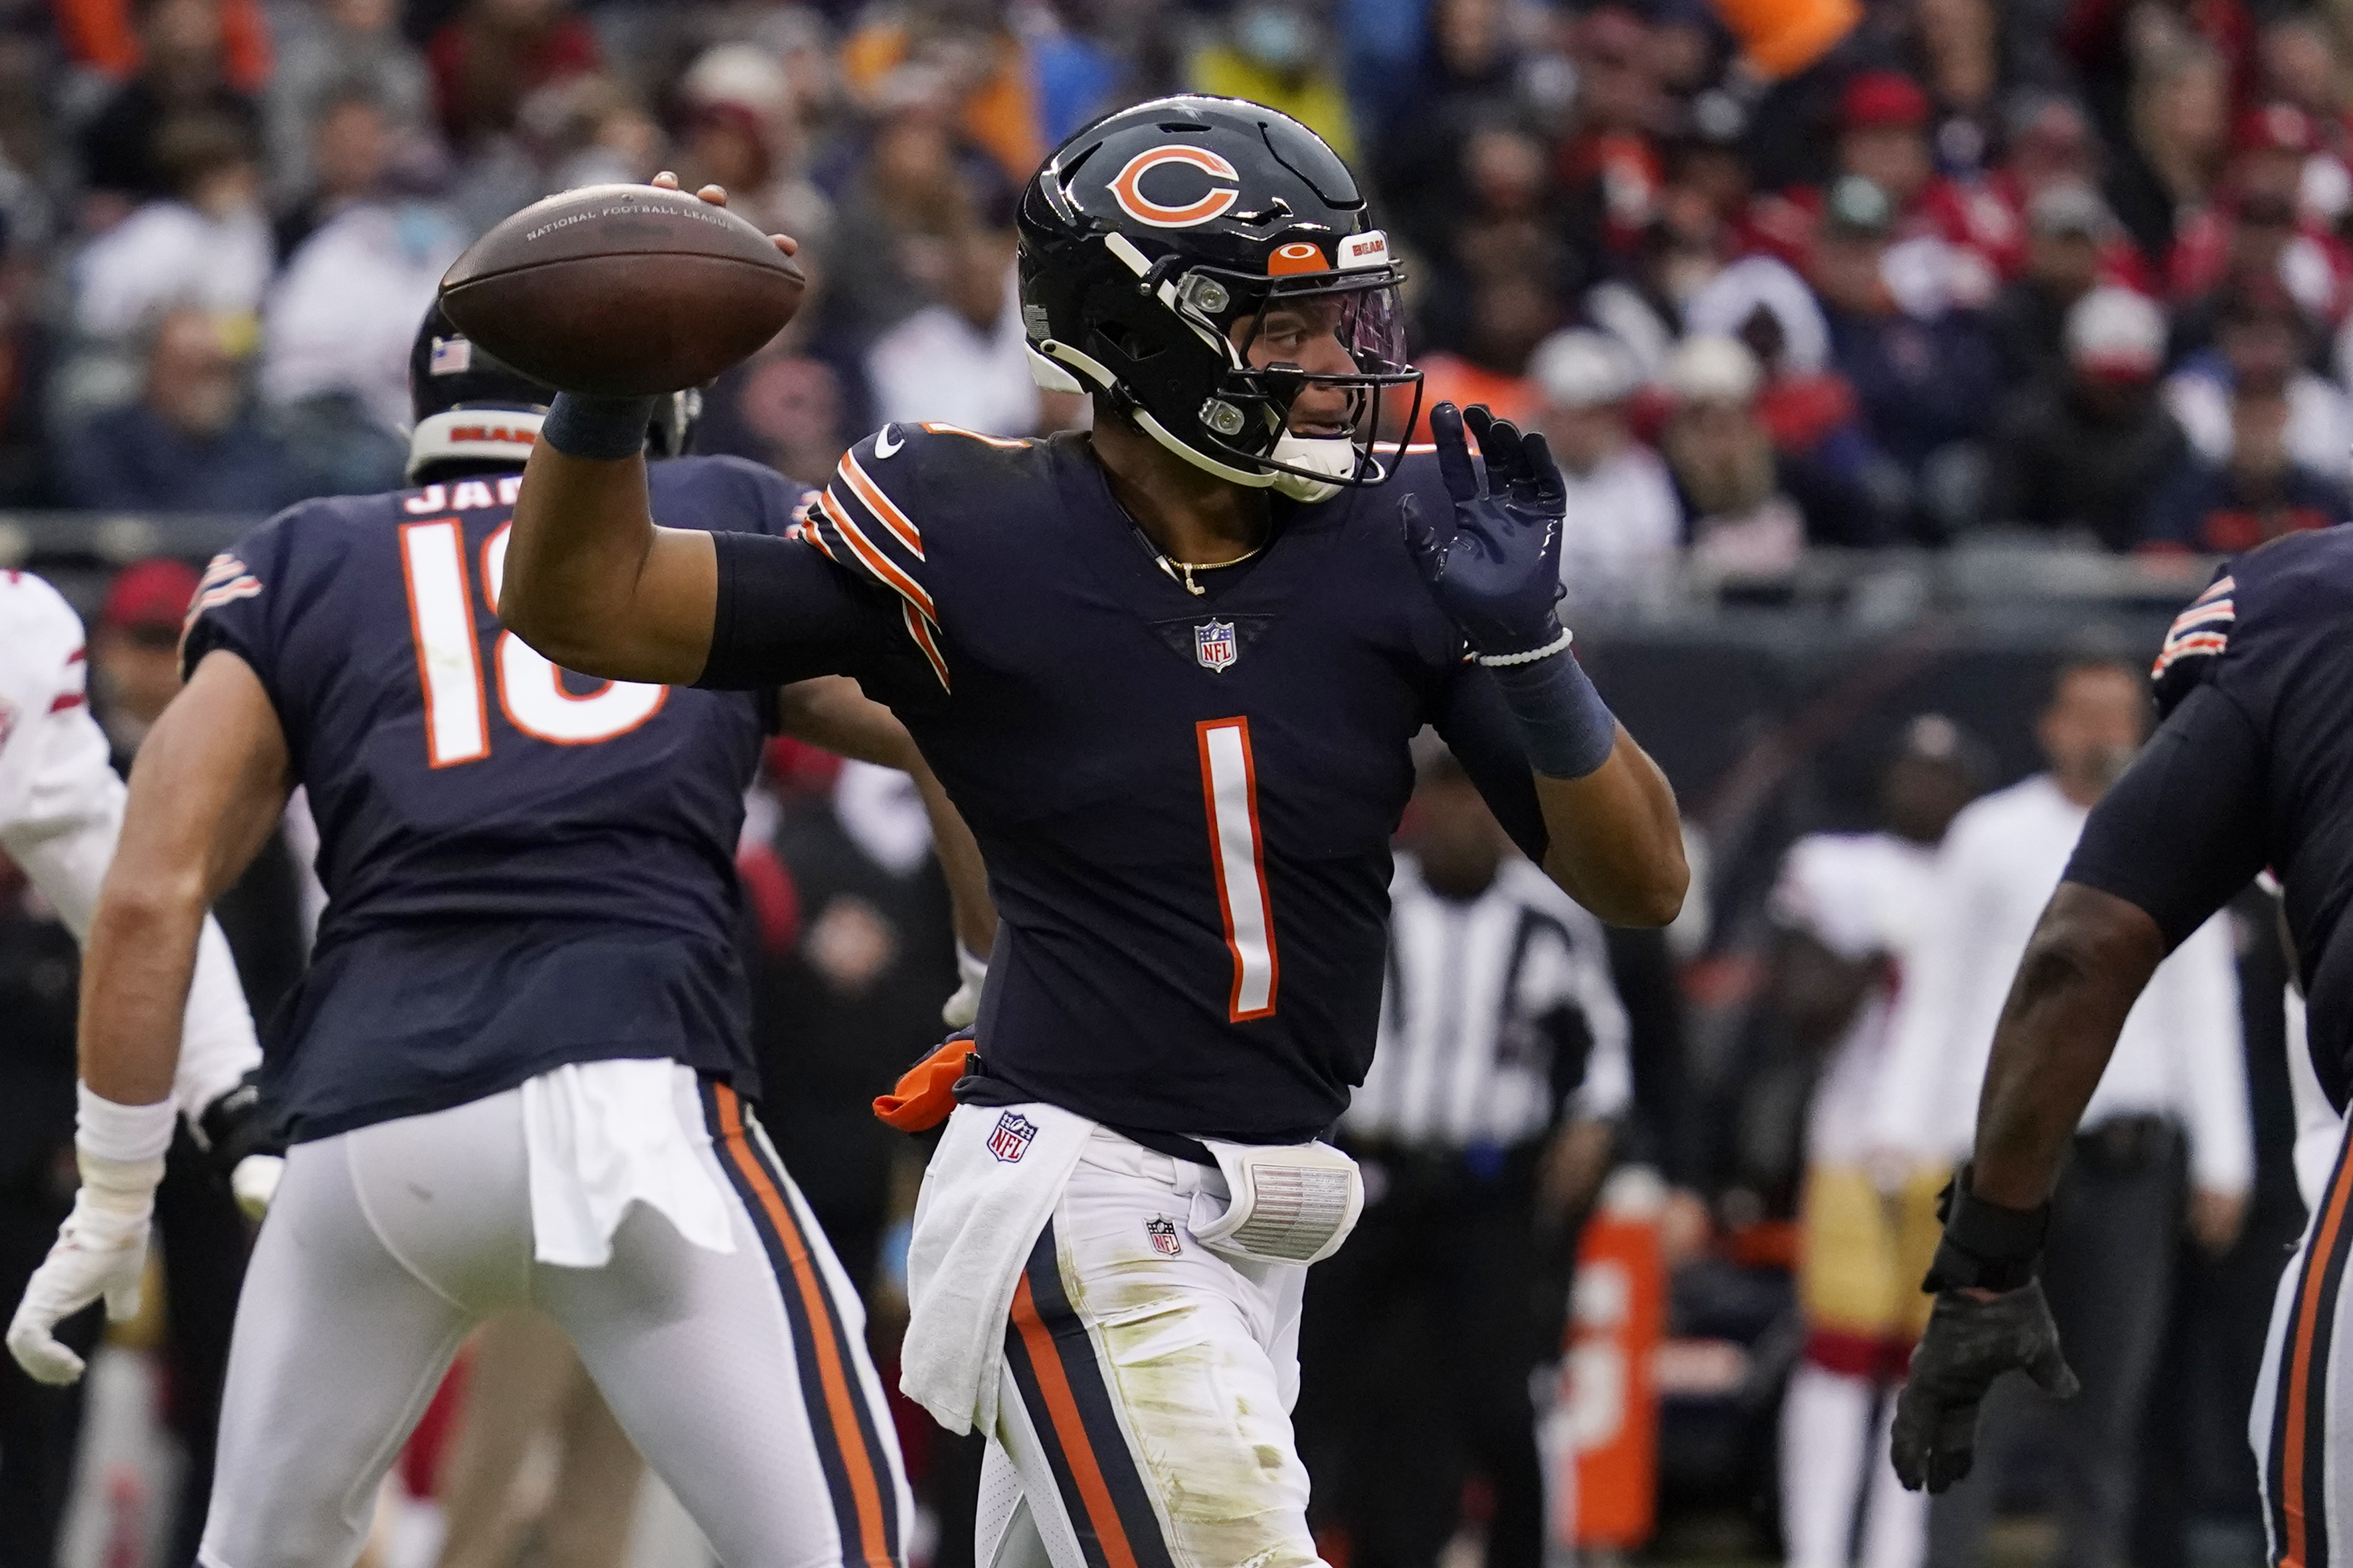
top-left (712, 1086), bottom-right (895, 1568)
top-left (838, 454), bottom-right (924, 559)
top-left (820, 491), bottom-right (938, 620)
top-left (901, 602), bottom-right (951, 693)
top-left (1009, 1274), bottom-right (1141, 1568)
top-left (2283, 1132), bottom-right (2353, 1565)
top-left (919, 422), bottom-right (1032, 449)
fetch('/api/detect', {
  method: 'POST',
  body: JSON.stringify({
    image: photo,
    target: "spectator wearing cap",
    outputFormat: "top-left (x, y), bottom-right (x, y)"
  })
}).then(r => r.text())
top-left (1983, 287), bottom-right (2198, 549)
top-left (1661, 335), bottom-right (1883, 576)
top-left (1811, 174), bottom-right (2001, 538)
top-left (674, 45), bottom-right (833, 254)
top-left (1527, 329), bottom-right (1679, 615)
top-left (90, 558), bottom-right (200, 756)
top-left (73, 112), bottom-right (272, 343)
top-left (58, 306), bottom-right (297, 513)
top-left (1983, 183), bottom-right (2120, 387)
top-left (1687, 254), bottom-right (1885, 482)
top-left (2166, 104), bottom-right (2352, 319)
top-left (1744, 70), bottom-right (2003, 312)
top-left (2164, 283), bottom-right (2353, 480)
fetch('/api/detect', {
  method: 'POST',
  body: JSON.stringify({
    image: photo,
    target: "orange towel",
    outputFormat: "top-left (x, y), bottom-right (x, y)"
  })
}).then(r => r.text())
top-left (874, 1033), bottom-right (977, 1132)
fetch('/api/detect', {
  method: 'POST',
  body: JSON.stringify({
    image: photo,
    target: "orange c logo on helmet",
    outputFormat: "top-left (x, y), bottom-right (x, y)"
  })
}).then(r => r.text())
top-left (1109, 145), bottom-right (1242, 228)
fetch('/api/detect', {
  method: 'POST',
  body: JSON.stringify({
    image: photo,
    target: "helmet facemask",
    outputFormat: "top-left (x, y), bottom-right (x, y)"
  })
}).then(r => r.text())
top-left (1030, 230), bottom-right (1424, 501)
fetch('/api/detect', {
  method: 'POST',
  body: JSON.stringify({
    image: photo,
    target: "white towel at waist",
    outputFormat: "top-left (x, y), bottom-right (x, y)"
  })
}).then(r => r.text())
top-left (519, 1058), bottom-right (738, 1268)
top-left (901, 1099), bottom-right (1095, 1435)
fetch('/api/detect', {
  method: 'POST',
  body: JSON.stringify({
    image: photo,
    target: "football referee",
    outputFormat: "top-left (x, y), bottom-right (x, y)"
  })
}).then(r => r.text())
top-left (1891, 540), bottom-right (2353, 1561)
top-left (1295, 746), bottom-right (1632, 1568)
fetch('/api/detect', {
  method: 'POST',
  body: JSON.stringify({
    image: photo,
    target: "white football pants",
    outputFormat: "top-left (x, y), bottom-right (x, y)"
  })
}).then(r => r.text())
top-left (973, 1132), bottom-right (1327, 1568)
top-left (197, 1071), bottom-right (909, 1568)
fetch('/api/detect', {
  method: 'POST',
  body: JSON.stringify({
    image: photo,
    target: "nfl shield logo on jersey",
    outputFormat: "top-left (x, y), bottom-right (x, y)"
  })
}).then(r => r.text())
top-left (987, 1111), bottom-right (1038, 1163)
top-left (1194, 619), bottom-right (1238, 673)
top-left (1145, 1217), bottom-right (1182, 1257)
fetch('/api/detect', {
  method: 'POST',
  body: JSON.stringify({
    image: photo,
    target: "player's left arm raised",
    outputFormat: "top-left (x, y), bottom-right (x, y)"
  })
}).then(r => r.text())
top-left (1406, 403), bottom-right (1687, 926)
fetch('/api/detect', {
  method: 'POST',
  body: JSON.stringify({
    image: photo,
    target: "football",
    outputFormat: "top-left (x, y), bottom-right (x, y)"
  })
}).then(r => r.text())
top-left (438, 183), bottom-right (806, 396)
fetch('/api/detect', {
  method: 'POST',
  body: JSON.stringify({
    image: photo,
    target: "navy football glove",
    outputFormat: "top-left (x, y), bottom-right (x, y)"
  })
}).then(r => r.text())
top-left (1400, 402), bottom-right (1569, 658)
top-left (1891, 1279), bottom-right (2079, 1493)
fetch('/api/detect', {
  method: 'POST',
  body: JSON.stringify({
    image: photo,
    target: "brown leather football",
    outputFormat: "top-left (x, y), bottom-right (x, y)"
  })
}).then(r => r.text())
top-left (438, 184), bottom-right (805, 396)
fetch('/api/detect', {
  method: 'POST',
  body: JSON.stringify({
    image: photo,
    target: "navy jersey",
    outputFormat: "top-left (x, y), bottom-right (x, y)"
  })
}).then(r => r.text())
top-left (2069, 526), bottom-right (2353, 1108)
top-left (183, 457), bottom-right (800, 1140)
top-left (700, 425), bottom-right (1548, 1145)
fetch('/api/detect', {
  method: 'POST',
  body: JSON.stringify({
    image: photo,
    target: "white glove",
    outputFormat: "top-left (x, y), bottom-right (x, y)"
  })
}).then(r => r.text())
top-left (941, 943), bottom-right (988, 1029)
top-left (7, 1153), bottom-right (162, 1386)
top-left (231, 1154), bottom-right (284, 1222)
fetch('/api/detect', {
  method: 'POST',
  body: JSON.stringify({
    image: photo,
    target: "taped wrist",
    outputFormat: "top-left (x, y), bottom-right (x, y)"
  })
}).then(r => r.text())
top-left (1922, 1164), bottom-right (2049, 1294)
top-left (1483, 638), bottom-right (1618, 780)
top-left (75, 1083), bottom-right (175, 1166)
top-left (541, 392), bottom-right (658, 461)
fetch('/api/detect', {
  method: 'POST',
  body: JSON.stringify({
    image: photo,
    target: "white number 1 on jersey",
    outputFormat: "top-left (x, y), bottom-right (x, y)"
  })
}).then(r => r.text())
top-left (399, 519), bottom-right (666, 767)
top-left (1197, 717), bottom-right (1278, 1020)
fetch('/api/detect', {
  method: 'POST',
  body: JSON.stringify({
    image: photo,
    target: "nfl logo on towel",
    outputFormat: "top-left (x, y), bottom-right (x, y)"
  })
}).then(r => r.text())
top-left (1146, 1217), bottom-right (1182, 1257)
top-left (987, 1111), bottom-right (1038, 1163)
top-left (1194, 619), bottom-right (1238, 673)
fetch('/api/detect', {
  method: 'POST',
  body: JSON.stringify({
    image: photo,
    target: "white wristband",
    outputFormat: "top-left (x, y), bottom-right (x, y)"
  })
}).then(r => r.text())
top-left (75, 1083), bottom-right (177, 1166)
top-left (1473, 626), bottom-right (1575, 667)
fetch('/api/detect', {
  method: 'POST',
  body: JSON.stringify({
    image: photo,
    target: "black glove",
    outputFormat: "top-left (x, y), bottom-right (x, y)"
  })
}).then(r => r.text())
top-left (1400, 402), bottom-right (1568, 657)
top-left (1891, 1278), bottom-right (2079, 1493)
top-left (195, 1069), bottom-right (284, 1179)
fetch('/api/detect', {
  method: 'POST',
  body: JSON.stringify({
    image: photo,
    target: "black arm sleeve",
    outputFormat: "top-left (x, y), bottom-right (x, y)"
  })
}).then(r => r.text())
top-left (1432, 661), bottom-right (1551, 863)
top-left (2063, 682), bottom-right (2271, 952)
top-left (695, 529), bottom-right (908, 692)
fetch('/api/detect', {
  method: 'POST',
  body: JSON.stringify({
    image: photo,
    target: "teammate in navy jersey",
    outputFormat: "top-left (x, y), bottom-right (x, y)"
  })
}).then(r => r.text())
top-left (5, 307), bottom-right (987, 1568)
top-left (502, 102), bottom-right (1686, 1568)
top-left (1888, 527), bottom-right (2353, 1555)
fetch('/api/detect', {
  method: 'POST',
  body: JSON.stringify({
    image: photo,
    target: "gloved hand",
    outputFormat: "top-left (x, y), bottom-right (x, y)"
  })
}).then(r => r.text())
top-left (1400, 402), bottom-right (1568, 657)
top-left (1890, 1278), bottom-right (2079, 1493)
top-left (941, 944), bottom-right (988, 1029)
top-left (7, 1153), bottom-right (162, 1385)
top-left (197, 1069), bottom-right (286, 1221)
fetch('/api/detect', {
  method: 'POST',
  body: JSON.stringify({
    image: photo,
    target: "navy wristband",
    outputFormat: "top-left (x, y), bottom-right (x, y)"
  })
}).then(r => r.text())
top-left (1485, 643), bottom-right (1617, 780)
top-left (541, 392), bottom-right (659, 461)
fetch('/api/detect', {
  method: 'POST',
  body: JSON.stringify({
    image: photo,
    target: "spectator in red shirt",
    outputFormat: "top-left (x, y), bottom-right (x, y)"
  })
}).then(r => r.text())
top-left (2166, 104), bottom-right (2351, 318)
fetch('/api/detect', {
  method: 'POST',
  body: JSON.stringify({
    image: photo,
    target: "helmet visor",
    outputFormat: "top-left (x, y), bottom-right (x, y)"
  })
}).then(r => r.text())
top-left (1204, 271), bottom-right (1422, 483)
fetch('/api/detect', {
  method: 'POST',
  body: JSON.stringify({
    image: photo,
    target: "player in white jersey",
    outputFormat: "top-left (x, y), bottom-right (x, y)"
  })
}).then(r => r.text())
top-left (0, 568), bottom-right (270, 1385)
top-left (1767, 719), bottom-right (1984, 1568)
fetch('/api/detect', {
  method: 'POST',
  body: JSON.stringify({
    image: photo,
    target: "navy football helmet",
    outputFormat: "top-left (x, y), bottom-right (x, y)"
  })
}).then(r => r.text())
top-left (1017, 96), bottom-right (1421, 500)
top-left (405, 303), bottom-right (698, 484)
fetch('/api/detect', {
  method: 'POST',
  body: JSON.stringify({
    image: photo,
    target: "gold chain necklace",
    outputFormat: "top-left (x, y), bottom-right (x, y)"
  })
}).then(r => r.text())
top-left (1153, 543), bottom-right (1266, 596)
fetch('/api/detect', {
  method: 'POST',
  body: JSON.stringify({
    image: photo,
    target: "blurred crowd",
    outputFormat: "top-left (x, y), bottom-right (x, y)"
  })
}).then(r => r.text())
top-left (0, 0), bottom-right (2349, 574)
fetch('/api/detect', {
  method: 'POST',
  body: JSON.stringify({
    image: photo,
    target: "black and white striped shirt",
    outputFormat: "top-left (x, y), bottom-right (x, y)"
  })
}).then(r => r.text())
top-left (1345, 855), bottom-right (1632, 1150)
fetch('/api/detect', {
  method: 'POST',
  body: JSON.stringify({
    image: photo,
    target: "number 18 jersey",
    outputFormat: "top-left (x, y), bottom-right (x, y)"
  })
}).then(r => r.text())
top-left (183, 457), bottom-right (799, 1140)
